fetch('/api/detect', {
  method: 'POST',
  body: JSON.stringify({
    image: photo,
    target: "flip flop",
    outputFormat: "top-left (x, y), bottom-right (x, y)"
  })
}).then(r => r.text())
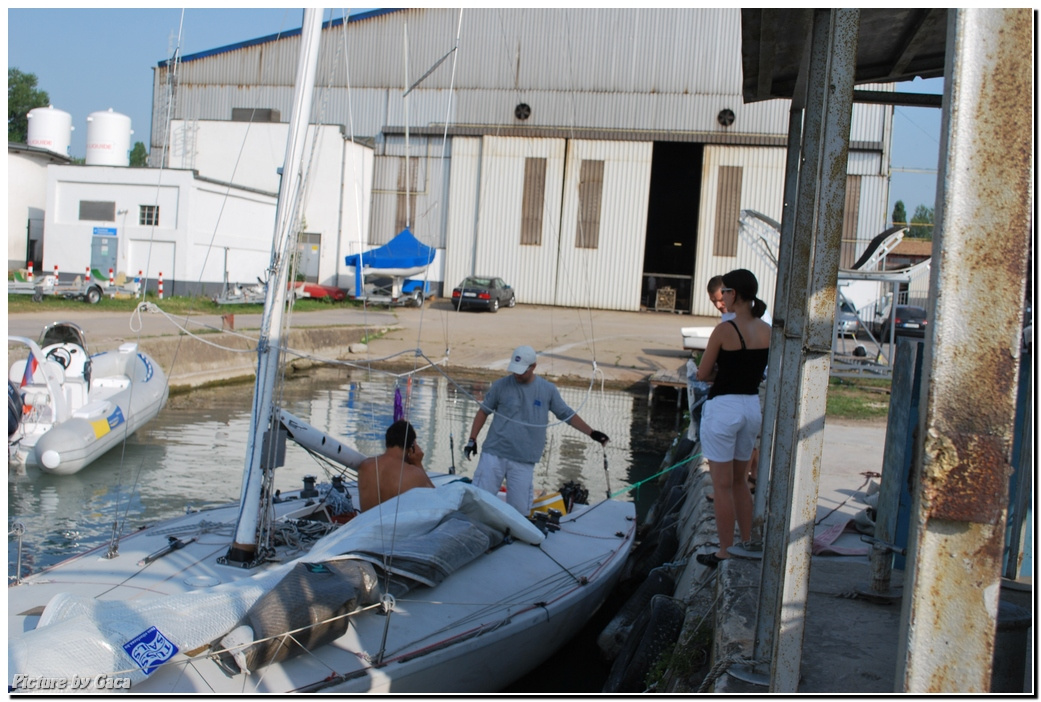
top-left (696, 552), bottom-right (726, 568)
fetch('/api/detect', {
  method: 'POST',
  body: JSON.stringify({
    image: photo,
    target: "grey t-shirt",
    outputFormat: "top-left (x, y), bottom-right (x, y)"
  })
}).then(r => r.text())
top-left (480, 375), bottom-right (574, 464)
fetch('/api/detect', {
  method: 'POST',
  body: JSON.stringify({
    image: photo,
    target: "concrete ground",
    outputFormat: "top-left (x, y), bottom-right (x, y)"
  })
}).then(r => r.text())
top-left (7, 299), bottom-right (715, 390)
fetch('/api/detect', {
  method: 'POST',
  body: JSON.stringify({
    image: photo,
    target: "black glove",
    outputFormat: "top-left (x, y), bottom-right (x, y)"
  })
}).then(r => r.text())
top-left (464, 438), bottom-right (478, 460)
top-left (590, 430), bottom-right (609, 446)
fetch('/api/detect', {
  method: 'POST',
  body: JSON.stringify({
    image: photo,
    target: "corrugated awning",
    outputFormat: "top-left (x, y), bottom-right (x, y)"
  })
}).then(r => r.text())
top-left (740, 9), bottom-right (948, 104)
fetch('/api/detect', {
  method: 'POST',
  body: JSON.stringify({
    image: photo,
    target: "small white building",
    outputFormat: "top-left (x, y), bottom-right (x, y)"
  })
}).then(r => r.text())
top-left (8, 143), bottom-right (70, 271)
top-left (41, 124), bottom-right (373, 295)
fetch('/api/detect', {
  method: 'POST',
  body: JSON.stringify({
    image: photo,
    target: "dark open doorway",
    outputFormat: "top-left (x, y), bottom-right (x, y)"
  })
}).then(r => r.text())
top-left (642, 142), bottom-right (703, 312)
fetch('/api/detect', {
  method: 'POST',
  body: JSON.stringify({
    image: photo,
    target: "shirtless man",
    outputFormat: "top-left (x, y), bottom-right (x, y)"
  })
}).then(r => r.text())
top-left (357, 419), bottom-right (435, 511)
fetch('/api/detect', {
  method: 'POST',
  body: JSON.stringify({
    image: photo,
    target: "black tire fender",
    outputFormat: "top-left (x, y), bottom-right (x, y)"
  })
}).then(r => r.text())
top-left (603, 594), bottom-right (685, 693)
top-left (597, 566), bottom-right (676, 661)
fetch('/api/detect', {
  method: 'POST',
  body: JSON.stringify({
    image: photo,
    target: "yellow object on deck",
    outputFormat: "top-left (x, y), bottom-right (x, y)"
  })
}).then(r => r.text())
top-left (529, 491), bottom-right (566, 518)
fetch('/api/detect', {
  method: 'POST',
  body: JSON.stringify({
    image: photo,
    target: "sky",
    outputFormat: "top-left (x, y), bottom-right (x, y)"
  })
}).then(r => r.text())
top-left (8, 8), bottom-right (942, 218)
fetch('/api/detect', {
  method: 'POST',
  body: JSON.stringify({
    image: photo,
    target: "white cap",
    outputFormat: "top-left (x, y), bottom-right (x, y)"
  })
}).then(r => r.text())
top-left (507, 345), bottom-right (537, 374)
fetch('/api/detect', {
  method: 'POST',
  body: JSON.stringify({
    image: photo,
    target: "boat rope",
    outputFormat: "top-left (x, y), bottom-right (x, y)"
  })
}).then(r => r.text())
top-left (814, 470), bottom-right (880, 526)
top-left (608, 450), bottom-right (701, 500)
top-left (697, 654), bottom-right (771, 693)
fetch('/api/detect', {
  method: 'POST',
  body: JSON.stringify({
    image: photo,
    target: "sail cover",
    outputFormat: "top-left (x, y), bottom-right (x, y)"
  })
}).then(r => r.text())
top-left (344, 228), bottom-right (435, 272)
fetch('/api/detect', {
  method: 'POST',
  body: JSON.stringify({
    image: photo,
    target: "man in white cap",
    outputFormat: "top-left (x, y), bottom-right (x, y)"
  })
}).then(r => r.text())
top-left (464, 345), bottom-right (609, 515)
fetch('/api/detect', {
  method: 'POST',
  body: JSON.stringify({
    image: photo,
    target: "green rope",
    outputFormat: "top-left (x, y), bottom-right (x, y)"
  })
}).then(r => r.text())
top-left (608, 449), bottom-right (702, 500)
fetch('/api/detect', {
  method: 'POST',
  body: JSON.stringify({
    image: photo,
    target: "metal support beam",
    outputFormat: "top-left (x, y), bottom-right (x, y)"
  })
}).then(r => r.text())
top-left (895, 8), bottom-right (1033, 693)
top-left (735, 9), bottom-right (859, 693)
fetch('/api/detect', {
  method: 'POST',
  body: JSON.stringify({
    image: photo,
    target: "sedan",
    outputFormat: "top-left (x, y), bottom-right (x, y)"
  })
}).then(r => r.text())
top-left (451, 276), bottom-right (516, 312)
top-left (835, 299), bottom-right (860, 337)
top-left (878, 304), bottom-right (928, 338)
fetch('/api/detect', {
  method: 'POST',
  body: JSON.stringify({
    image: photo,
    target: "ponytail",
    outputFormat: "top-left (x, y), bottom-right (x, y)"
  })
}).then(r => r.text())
top-left (751, 297), bottom-right (768, 319)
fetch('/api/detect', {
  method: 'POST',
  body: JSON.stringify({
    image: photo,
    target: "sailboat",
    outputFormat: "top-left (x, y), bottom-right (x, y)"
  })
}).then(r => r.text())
top-left (7, 10), bottom-right (636, 693)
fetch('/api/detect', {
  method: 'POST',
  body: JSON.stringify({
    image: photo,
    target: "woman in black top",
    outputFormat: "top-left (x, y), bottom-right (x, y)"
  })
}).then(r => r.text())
top-left (695, 269), bottom-right (770, 568)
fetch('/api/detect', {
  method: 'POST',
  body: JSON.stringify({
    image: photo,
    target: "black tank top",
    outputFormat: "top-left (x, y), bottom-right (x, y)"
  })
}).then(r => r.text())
top-left (707, 320), bottom-right (769, 399)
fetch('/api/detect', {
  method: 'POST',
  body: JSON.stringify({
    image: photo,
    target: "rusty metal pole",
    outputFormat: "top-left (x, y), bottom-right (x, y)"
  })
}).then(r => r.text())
top-left (751, 97), bottom-right (806, 542)
top-left (895, 8), bottom-right (1033, 693)
top-left (729, 9), bottom-right (858, 693)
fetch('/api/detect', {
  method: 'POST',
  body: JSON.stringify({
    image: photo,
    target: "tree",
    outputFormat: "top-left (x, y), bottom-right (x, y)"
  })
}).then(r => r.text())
top-left (130, 141), bottom-right (148, 167)
top-left (8, 68), bottom-right (50, 144)
top-left (908, 204), bottom-right (934, 239)
top-left (891, 200), bottom-right (907, 228)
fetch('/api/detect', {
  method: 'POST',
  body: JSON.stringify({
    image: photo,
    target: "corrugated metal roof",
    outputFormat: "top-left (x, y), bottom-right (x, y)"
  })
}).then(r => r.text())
top-left (158, 9), bottom-right (402, 68)
top-left (740, 9), bottom-right (948, 103)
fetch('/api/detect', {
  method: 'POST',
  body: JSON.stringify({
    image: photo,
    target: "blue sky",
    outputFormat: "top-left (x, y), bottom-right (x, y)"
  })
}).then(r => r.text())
top-left (8, 8), bottom-right (942, 218)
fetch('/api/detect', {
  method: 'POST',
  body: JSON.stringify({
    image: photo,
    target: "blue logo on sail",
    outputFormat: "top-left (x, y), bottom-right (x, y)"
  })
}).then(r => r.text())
top-left (123, 626), bottom-right (178, 675)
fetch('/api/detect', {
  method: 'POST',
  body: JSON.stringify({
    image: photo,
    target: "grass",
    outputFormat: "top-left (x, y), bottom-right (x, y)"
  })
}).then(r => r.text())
top-left (826, 376), bottom-right (891, 421)
top-left (6, 290), bottom-right (367, 316)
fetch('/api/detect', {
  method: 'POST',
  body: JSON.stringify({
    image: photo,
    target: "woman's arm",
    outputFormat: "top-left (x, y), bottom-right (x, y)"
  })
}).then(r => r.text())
top-left (696, 326), bottom-right (724, 382)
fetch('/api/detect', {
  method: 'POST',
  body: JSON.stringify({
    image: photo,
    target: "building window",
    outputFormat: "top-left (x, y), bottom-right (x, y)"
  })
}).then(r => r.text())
top-left (521, 158), bottom-right (547, 246)
top-left (139, 205), bottom-right (160, 226)
top-left (576, 159), bottom-right (604, 249)
top-left (79, 200), bottom-right (115, 222)
top-left (840, 175), bottom-right (862, 268)
top-left (713, 166), bottom-right (742, 257)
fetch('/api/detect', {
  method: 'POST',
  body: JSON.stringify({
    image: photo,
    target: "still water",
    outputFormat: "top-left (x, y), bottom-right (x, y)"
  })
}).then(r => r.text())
top-left (8, 367), bottom-right (684, 580)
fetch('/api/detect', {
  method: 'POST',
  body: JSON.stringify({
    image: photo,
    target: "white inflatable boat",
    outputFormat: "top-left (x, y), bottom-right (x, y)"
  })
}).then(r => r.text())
top-left (8, 322), bottom-right (169, 475)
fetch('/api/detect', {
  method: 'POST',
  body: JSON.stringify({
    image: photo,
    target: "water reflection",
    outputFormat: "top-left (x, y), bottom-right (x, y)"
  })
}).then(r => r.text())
top-left (9, 367), bottom-right (683, 578)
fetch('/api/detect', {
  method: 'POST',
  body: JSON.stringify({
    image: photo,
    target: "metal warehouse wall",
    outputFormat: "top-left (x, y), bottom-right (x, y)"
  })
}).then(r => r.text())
top-left (692, 146), bottom-right (787, 318)
top-left (691, 145), bottom-right (890, 319)
top-left (149, 8), bottom-right (895, 312)
top-left (153, 9), bottom-right (875, 155)
top-left (448, 136), bottom-right (567, 307)
top-left (553, 139), bottom-right (652, 312)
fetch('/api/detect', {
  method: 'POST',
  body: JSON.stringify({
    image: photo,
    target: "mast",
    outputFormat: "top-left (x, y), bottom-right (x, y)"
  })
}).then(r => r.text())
top-left (225, 8), bottom-right (324, 565)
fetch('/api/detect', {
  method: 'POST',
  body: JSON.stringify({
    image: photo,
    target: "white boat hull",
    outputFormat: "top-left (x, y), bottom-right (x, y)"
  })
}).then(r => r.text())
top-left (8, 479), bottom-right (635, 693)
top-left (9, 340), bottom-right (168, 475)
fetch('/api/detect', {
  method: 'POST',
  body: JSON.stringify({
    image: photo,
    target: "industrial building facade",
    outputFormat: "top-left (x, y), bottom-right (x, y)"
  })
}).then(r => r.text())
top-left (150, 8), bottom-right (895, 315)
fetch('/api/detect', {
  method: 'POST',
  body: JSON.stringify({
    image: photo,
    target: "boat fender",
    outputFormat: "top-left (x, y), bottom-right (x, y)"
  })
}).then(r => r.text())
top-left (602, 594), bottom-right (686, 693)
top-left (620, 516), bottom-right (679, 588)
top-left (597, 565), bottom-right (676, 661)
top-left (643, 484), bottom-right (688, 534)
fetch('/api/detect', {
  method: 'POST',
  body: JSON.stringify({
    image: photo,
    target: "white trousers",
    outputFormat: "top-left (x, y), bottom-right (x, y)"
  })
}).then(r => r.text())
top-left (472, 452), bottom-right (534, 516)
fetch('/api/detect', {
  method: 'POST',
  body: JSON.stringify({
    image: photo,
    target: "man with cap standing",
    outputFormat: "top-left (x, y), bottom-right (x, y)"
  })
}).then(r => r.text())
top-left (464, 345), bottom-right (609, 515)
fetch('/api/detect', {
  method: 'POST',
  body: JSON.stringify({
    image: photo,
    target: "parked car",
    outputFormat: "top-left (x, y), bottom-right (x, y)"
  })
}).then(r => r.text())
top-left (835, 299), bottom-right (860, 337)
top-left (451, 276), bottom-right (515, 312)
top-left (875, 304), bottom-right (928, 338)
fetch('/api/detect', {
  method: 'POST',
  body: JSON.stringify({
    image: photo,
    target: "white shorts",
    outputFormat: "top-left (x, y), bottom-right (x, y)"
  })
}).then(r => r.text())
top-left (472, 452), bottom-right (535, 515)
top-left (699, 394), bottom-right (762, 463)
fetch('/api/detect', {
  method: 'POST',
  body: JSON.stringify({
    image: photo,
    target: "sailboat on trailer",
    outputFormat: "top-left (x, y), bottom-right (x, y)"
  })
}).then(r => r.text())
top-left (7, 10), bottom-right (636, 693)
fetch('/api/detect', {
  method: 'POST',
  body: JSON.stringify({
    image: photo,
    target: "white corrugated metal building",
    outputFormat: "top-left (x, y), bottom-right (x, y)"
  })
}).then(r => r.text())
top-left (151, 8), bottom-right (895, 314)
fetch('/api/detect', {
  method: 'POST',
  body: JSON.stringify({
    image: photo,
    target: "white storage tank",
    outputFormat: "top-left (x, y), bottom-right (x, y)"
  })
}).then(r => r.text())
top-left (85, 108), bottom-right (133, 166)
top-left (26, 105), bottom-right (73, 156)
